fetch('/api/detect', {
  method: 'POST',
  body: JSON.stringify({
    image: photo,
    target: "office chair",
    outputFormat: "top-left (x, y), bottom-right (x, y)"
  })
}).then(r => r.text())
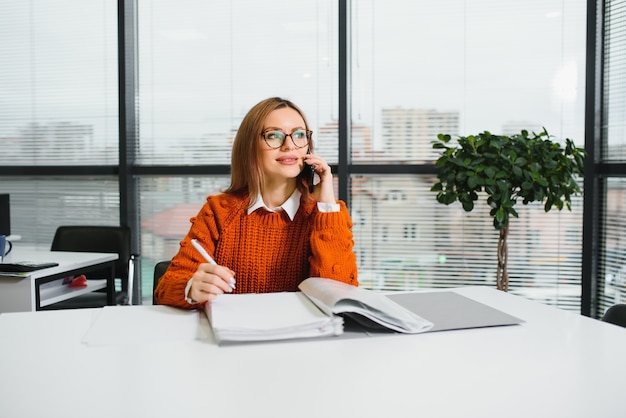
top-left (601, 304), bottom-right (626, 328)
top-left (153, 260), bottom-right (171, 305)
top-left (46, 225), bottom-right (138, 309)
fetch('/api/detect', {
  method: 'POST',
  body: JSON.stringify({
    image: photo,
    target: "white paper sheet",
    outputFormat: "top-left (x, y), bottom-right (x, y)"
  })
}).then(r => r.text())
top-left (82, 305), bottom-right (205, 346)
top-left (299, 277), bottom-right (434, 333)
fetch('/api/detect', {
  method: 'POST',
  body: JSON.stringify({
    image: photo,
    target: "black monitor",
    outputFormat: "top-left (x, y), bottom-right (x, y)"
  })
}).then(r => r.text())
top-left (0, 194), bottom-right (10, 236)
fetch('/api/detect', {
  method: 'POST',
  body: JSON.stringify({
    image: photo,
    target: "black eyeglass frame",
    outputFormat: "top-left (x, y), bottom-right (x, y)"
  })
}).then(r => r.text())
top-left (259, 129), bottom-right (313, 149)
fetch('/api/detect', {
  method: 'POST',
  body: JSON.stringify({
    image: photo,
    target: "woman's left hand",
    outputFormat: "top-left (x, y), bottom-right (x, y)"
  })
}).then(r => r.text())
top-left (303, 153), bottom-right (336, 204)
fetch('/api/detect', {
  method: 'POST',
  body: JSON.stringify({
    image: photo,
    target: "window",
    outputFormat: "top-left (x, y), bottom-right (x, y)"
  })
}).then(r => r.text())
top-left (0, 1), bottom-right (119, 247)
top-left (596, 1), bottom-right (626, 317)
top-left (603, 1), bottom-right (626, 162)
top-left (135, 0), bottom-right (338, 298)
top-left (136, 0), bottom-right (337, 166)
top-left (351, 0), bottom-right (586, 309)
top-left (0, 2), bottom-right (118, 167)
top-left (0, 0), bottom-right (592, 312)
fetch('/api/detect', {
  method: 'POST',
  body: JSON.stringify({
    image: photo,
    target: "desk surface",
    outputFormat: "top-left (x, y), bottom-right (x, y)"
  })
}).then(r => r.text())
top-left (1, 249), bottom-right (118, 279)
top-left (0, 249), bottom-right (118, 312)
top-left (0, 286), bottom-right (624, 418)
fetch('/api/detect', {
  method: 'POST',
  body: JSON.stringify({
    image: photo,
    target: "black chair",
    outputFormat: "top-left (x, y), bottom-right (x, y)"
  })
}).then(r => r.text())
top-left (46, 225), bottom-right (138, 309)
top-left (153, 260), bottom-right (171, 305)
top-left (601, 304), bottom-right (626, 328)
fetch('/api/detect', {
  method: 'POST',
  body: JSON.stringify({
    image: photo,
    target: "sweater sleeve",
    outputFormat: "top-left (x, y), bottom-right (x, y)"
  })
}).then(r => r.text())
top-left (308, 200), bottom-right (358, 286)
top-left (154, 199), bottom-right (221, 309)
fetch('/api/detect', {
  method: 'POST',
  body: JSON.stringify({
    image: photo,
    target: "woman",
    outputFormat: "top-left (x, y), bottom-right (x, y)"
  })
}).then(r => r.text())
top-left (154, 97), bottom-right (358, 308)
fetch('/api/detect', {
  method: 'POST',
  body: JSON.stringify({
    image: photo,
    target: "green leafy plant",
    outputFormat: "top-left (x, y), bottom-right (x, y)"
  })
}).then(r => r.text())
top-left (431, 129), bottom-right (586, 291)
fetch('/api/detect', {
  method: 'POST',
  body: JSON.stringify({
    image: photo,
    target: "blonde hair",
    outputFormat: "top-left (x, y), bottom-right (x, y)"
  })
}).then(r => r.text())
top-left (224, 97), bottom-right (314, 201)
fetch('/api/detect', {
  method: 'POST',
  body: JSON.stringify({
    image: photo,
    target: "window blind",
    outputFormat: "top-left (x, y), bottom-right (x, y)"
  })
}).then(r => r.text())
top-left (0, 0), bottom-right (590, 311)
top-left (0, 1), bottom-right (118, 166)
top-left (1, 177), bottom-right (119, 246)
top-left (599, 1), bottom-right (626, 317)
top-left (352, 174), bottom-right (584, 310)
top-left (351, 0), bottom-right (586, 163)
top-left (350, 0), bottom-right (587, 310)
top-left (603, 0), bottom-right (626, 162)
top-left (136, 0), bottom-right (338, 165)
top-left (135, 0), bottom-right (339, 301)
top-left (600, 178), bottom-right (626, 312)
top-left (0, 0), bottom-right (119, 248)
top-left (138, 175), bottom-right (230, 301)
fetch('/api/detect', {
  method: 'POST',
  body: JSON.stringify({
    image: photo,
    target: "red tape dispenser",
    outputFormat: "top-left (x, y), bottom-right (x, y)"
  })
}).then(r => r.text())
top-left (68, 274), bottom-right (87, 288)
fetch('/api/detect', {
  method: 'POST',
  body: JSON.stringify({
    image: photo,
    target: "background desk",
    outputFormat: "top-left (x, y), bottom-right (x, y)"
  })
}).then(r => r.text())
top-left (0, 249), bottom-right (118, 312)
top-left (0, 286), bottom-right (624, 418)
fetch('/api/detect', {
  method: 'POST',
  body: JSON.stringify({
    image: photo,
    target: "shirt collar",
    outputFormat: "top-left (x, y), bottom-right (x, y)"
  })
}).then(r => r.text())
top-left (248, 189), bottom-right (301, 221)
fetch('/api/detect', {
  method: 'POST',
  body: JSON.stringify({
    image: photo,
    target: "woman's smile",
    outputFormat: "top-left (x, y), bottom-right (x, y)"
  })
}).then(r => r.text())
top-left (276, 155), bottom-right (301, 165)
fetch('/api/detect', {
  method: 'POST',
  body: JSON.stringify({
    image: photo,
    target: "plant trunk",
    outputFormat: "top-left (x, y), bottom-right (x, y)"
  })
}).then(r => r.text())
top-left (496, 223), bottom-right (509, 292)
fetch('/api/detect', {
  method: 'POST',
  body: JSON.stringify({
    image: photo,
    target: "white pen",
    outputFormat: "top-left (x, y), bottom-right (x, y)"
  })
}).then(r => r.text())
top-left (191, 238), bottom-right (236, 289)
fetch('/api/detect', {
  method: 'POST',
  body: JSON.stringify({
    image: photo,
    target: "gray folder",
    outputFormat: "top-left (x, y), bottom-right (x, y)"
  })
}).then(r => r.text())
top-left (387, 291), bottom-right (524, 332)
top-left (342, 290), bottom-right (524, 337)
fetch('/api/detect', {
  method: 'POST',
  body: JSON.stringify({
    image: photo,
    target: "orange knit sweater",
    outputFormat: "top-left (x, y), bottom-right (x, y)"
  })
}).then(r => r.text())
top-left (154, 192), bottom-right (358, 309)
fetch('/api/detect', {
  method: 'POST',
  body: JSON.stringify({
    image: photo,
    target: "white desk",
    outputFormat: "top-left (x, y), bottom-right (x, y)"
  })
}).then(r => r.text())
top-left (0, 249), bottom-right (118, 312)
top-left (0, 286), bottom-right (624, 418)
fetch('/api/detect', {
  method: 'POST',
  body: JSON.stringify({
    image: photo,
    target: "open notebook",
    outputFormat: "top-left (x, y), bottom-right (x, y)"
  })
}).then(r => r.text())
top-left (205, 277), bottom-right (435, 344)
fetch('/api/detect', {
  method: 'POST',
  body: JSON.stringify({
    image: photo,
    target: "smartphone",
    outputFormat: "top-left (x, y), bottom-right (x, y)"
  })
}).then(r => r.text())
top-left (304, 148), bottom-right (315, 193)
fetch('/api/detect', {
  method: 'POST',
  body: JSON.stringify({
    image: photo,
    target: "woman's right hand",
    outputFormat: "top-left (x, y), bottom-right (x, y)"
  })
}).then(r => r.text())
top-left (188, 263), bottom-right (236, 303)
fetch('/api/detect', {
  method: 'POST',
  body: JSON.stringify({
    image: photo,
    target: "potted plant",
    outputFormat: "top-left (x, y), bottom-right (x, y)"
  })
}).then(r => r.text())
top-left (430, 129), bottom-right (586, 291)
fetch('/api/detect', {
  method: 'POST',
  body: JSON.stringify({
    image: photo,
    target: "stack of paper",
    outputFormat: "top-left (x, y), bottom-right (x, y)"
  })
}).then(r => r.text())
top-left (205, 291), bottom-right (344, 343)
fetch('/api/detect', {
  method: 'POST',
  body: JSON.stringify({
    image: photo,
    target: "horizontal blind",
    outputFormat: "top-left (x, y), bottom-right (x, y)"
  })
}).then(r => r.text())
top-left (1, 177), bottom-right (119, 246)
top-left (352, 174), bottom-right (583, 310)
top-left (135, 0), bottom-right (338, 302)
top-left (600, 178), bottom-right (626, 313)
top-left (349, 0), bottom-right (586, 311)
top-left (136, 0), bottom-right (338, 165)
top-left (0, 0), bottom-right (120, 261)
top-left (599, 1), bottom-right (626, 317)
top-left (0, 1), bottom-right (118, 166)
top-left (603, 0), bottom-right (626, 161)
top-left (351, 0), bottom-right (586, 163)
top-left (137, 175), bottom-right (231, 302)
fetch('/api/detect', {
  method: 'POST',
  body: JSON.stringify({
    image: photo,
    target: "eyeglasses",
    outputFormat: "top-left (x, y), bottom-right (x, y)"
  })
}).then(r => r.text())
top-left (260, 129), bottom-right (312, 149)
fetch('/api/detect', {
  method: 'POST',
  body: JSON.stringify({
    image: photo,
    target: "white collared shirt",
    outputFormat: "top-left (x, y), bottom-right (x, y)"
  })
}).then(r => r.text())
top-left (248, 189), bottom-right (339, 220)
